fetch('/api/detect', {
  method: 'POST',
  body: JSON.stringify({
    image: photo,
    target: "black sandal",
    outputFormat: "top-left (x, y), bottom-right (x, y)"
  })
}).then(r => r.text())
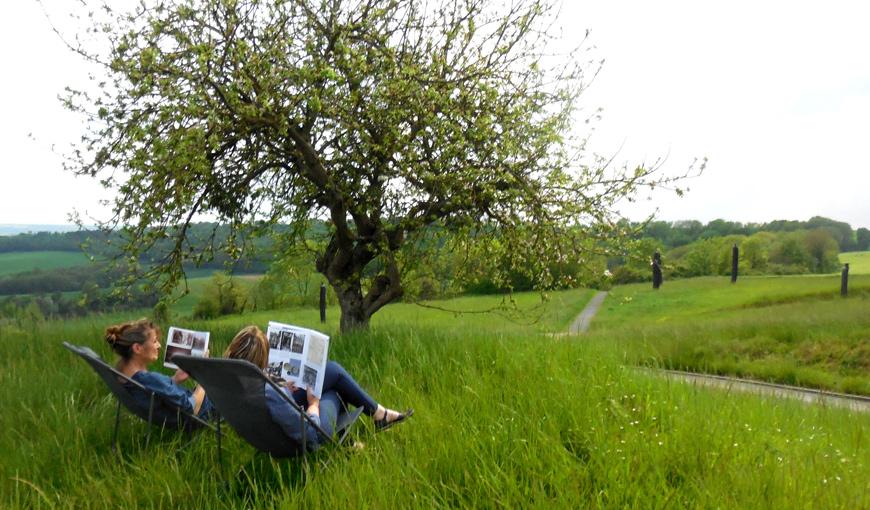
top-left (375, 408), bottom-right (414, 432)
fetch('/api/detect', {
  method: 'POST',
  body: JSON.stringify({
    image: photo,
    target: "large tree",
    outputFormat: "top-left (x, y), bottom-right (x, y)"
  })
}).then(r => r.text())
top-left (61, 0), bottom-right (691, 332)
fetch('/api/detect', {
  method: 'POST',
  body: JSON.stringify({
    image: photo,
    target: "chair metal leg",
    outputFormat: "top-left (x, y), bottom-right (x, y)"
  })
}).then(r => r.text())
top-left (216, 412), bottom-right (224, 482)
top-left (300, 411), bottom-right (306, 458)
top-left (145, 394), bottom-right (155, 448)
top-left (111, 400), bottom-right (122, 453)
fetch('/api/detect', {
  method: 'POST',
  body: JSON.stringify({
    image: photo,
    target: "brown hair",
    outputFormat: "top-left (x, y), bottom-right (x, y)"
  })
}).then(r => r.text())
top-left (224, 325), bottom-right (269, 369)
top-left (105, 318), bottom-right (159, 361)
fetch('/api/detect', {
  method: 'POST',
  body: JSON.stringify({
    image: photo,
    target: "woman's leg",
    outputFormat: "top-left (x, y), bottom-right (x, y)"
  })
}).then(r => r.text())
top-left (317, 390), bottom-right (341, 438)
top-left (321, 361), bottom-right (379, 415)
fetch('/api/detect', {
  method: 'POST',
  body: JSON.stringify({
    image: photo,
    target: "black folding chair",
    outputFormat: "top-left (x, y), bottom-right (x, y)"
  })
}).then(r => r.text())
top-left (63, 342), bottom-right (218, 452)
top-left (171, 355), bottom-right (363, 477)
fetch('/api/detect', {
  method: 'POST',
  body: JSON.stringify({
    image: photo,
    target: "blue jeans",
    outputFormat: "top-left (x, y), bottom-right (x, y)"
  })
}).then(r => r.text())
top-left (289, 361), bottom-right (378, 437)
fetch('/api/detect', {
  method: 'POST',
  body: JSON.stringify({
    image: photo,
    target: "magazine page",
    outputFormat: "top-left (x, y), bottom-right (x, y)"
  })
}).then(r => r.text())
top-left (163, 327), bottom-right (210, 370)
top-left (265, 321), bottom-right (330, 398)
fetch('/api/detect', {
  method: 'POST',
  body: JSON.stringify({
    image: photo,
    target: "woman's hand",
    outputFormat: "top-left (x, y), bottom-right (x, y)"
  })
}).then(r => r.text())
top-left (306, 387), bottom-right (320, 415)
top-left (306, 387), bottom-right (320, 406)
top-left (172, 369), bottom-right (190, 384)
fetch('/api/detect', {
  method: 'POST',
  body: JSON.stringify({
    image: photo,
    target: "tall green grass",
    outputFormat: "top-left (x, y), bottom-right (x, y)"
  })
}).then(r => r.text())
top-left (0, 289), bottom-right (867, 508)
top-left (591, 275), bottom-right (870, 394)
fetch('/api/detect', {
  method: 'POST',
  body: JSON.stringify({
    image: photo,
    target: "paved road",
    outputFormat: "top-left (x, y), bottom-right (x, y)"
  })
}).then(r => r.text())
top-left (568, 291), bottom-right (607, 334)
top-left (568, 292), bottom-right (870, 413)
top-left (647, 368), bottom-right (870, 413)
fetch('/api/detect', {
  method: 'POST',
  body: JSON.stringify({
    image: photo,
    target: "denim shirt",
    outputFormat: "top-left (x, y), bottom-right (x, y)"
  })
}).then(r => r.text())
top-left (264, 384), bottom-right (322, 451)
top-left (125, 371), bottom-right (212, 427)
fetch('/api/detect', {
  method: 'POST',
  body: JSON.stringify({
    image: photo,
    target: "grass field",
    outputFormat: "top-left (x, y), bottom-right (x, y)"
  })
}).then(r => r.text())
top-left (590, 275), bottom-right (870, 395)
top-left (840, 251), bottom-right (870, 274)
top-left (0, 283), bottom-right (867, 508)
top-left (169, 273), bottom-right (263, 317)
top-left (0, 251), bottom-right (90, 277)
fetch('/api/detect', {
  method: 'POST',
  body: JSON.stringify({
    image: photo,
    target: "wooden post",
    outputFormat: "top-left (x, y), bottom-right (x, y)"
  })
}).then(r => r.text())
top-left (652, 251), bottom-right (663, 290)
top-left (731, 243), bottom-right (739, 283)
top-left (841, 263), bottom-right (849, 297)
top-left (319, 283), bottom-right (327, 322)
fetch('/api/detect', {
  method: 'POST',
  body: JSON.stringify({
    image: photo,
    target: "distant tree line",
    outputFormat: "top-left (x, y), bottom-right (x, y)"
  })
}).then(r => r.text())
top-left (0, 285), bottom-right (159, 323)
top-left (610, 227), bottom-right (845, 284)
top-left (0, 223), bottom-right (272, 269)
top-left (640, 216), bottom-right (870, 252)
top-left (2, 217), bottom-right (866, 318)
top-left (0, 223), bottom-right (277, 296)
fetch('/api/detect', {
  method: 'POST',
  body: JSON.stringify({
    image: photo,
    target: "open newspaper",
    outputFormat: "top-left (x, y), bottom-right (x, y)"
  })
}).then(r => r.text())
top-left (265, 321), bottom-right (330, 398)
top-left (163, 326), bottom-right (210, 370)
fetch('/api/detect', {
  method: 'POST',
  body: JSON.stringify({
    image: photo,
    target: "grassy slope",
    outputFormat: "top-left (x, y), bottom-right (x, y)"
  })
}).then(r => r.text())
top-left (0, 251), bottom-right (90, 277)
top-left (840, 251), bottom-right (870, 274)
top-left (0, 286), bottom-right (867, 508)
top-left (590, 275), bottom-right (870, 394)
top-left (169, 273), bottom-right (263, 317)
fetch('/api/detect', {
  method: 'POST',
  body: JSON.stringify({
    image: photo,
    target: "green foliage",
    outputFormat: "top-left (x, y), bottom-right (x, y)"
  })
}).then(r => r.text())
top-left (657, 229), bottom-right (843, 278)
top-left (192, 272), bottom-right (250, 319)
top-left (640, 216), bottom-right (861, 251)
top-left (0, 264), bottom-right (118, 295)
top-left (62, 0), bottom-right (690, 331)
top-left (0, 284), bottom-right (158, 321)
top-left (803, 228), bottom-right (841, 273)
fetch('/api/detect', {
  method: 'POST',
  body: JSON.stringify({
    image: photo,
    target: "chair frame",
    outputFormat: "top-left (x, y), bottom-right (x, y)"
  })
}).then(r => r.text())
top-left (63, 341), bottom-right (219, 452)
top-left (172, 355), bottom-right (363, 479)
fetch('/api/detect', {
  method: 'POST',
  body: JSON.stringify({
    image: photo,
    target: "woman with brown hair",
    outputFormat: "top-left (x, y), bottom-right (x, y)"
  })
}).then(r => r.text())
top-left (225, 325), bottom-right (412, 450)
top-left (105, 318), bottom-right (214, 426)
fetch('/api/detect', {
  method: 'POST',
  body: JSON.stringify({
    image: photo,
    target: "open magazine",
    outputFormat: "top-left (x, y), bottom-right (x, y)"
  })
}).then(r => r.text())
top-left (163, 326), bottom-right (210, 370)
top-left (265, 321), bottom-right (330, 398)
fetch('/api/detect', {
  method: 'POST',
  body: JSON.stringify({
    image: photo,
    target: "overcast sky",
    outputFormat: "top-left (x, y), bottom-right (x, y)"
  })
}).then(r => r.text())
top-left (1, 1), bottom-right (868, 229)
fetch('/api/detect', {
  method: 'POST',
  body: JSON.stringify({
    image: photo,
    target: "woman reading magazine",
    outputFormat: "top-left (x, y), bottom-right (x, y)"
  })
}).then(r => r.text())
top-left (224, 325), bottom-right (412, 450)
top-left (105, 318), bottom-right (215, 427)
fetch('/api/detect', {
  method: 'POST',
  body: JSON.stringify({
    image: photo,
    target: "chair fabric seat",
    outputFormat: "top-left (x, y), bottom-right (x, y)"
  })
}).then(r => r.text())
top-left (172, 355), bottom-right (362, 459)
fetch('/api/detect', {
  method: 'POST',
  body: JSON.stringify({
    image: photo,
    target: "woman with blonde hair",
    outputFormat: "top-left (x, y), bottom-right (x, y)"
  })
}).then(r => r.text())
top-left (225, 325), bottom-right (411, 449)
top-left (105, 318), bottom-right (214, 426)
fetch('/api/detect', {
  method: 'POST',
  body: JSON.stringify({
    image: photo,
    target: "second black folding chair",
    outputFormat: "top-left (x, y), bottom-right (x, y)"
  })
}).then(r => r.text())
top-left (171, 355), bottom-right (363, 476)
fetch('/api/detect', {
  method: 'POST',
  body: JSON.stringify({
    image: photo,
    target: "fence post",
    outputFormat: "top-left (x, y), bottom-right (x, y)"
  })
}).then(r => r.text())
top-left (320, 283), bottom-right (327, 322)
top-left (841, 263), bottom-right (849, 296)
top-left (652, 251), bottom-right (663, 290)
top-left (731, 243), bottom-right (739, 283)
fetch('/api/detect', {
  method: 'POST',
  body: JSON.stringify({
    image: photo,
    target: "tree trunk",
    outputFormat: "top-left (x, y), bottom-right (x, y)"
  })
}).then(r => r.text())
top-left (316, 228), bottom-right (405, 333)
top-left (334, 282), bottom-right (370, 333)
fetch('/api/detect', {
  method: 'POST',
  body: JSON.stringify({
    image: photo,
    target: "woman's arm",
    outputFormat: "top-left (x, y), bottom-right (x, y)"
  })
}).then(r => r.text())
top-left (191, 385), bottom-right (206, 414)
top-left (132, 372), bottom-right (197, 413)
top-left (264, 385), bottom-right (321, 450)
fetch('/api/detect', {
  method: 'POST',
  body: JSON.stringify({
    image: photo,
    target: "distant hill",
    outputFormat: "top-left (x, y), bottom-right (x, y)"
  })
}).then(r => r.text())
top-left (0, 225), bottom-right (84, 236)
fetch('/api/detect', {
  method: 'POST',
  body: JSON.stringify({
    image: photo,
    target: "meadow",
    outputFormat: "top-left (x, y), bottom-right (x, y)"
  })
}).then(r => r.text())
top-left (840, 251), bottom-right (870, 274)
top-left (590, 275), bottom-right (870, 395)
top-left (0, 251), bottom-right (90, 277)
top-left (0, 281), bottom-right (867, 508)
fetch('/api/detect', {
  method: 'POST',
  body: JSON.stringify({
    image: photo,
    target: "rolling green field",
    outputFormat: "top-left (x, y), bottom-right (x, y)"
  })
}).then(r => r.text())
top-left (0, 251), bottom-right (90, 277)
top-left (169, 273), bottom-right (263, 316)
top-left (590, 275), bottom-right (870, 394)
top-left (0, 282), bottom-right (868, 508)
top-left (840, 251), bottom-right (870, 274)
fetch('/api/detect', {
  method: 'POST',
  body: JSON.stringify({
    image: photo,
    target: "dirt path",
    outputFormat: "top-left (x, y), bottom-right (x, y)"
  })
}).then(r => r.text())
top-left (568, 292), bottom-right (870, 413)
